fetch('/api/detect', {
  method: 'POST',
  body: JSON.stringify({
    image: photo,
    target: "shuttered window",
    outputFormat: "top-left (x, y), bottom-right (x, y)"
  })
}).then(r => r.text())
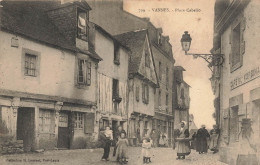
top-left (74, 112), bottom-right (84, 130)
top-left (230, 14), bottom-right (245, 72)
top-left (77, 59), bottom-right (91, 86)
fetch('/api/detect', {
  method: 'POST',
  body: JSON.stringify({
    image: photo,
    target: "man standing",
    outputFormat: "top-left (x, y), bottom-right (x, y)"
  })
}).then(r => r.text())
top-left (196, 125), bottom-right (210, 154)
top-left (151, 129), bottom-right (158, 147)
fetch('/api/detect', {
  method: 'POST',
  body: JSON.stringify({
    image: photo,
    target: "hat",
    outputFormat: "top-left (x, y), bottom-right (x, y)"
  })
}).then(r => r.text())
top-left (201, 124), bottom-right (206, 128)
top-left (181, 121), bottom-right (186, 125)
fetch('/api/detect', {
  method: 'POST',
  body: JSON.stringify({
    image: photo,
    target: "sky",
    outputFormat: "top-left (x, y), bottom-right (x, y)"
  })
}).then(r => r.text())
top-left (123, 0), bottom-right (216, 129)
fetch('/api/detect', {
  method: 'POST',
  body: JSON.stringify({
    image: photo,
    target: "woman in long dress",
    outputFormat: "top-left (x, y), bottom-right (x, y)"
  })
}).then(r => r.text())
top-left (175, 121), bottom-right (191, 160)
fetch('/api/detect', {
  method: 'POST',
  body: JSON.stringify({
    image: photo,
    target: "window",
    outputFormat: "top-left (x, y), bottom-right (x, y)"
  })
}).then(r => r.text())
top-left (113, 79), bottom-right (119, 98)
top-left (230, 15), bottom-right (245, 72)
top-left (158, 90), bottom-right (161, 107)
top-left (39, 110), bottom-right (54, 133)
top-left (158, 32), bottom-right (162, 45)
top-left (145, 51), bottom-right (150, 68)
top-left (231, 24), bottom-right (241, 67)
top-left (181, 88), bottom-right (185, 99)
top-left (25, 54), bottom-right (37, 76)
top-left (142, 83), bottom-right (149, 104)
top-left (77, 10), bottom-right (88, 41)
top-left (74, 112), bottom-right (84, 129)
top-left (136, 85), bottom-right (140, 102)
top-left (77, 59), bottom-right (91, 85)
top-left (166, 67), bottom-right (169, 89)
top-left (114, 43), bottom-right (120, 65)
top-left (159, 62), bottom-right (162, 80)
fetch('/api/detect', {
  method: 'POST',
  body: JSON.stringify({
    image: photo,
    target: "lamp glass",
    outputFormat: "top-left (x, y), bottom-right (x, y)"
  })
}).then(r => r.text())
top-left (181, 41), bottom-right (191, 52)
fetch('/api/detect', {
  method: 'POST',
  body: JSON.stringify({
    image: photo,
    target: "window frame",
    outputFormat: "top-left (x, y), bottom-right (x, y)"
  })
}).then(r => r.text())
top-left (145, 50), bottom-right (150, 68)
top-left (77, 8), bottom-right (89, 41)
top-left (230, 14), bottom-right (245, 72)
top-left (159, 62), bottom-right (162, 80)
top-left (142, 83), bottom-right (149, 104)
top-left (114, 42), bottom-right (120, 65)
top-left (76, 58), bottom-right (91, 86)
top-left (39, 109), bottom-right (55, 134)
top-left (74, 112), bottom-right (84, 130)
top-left (21, 48), bottom-right (41, 78)
top-left (24, 53), bottom-right (37, 77)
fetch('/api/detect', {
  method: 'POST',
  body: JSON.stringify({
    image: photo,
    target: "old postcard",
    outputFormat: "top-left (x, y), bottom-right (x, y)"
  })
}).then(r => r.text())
top-left (0, 0), bottom-right (259, 164)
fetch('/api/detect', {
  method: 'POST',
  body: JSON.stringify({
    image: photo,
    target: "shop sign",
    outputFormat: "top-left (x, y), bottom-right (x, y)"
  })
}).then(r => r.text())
top-left (230, 66), bottom-right (260, 90)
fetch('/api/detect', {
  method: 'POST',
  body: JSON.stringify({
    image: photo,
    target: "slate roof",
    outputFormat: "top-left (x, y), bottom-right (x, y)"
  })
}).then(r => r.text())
top-left (114, 30), bottom-right (147, 74)
top-left (0, 0), bottom-right (102, 61)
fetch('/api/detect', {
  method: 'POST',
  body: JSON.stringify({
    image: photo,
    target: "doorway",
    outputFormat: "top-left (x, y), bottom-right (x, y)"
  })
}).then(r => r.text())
top-left (57, 111), bottom-right (71, 149)
top-left (112, 120), bottom-right (118, 146)
top-left (230, 106), bottom-right (239, 142)
top-left (17, 107), bottom-right (35, 152)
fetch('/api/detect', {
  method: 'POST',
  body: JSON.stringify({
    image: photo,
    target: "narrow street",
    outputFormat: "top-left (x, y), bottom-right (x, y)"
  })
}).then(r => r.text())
top-left (0, 147), bottom-right (227, 165)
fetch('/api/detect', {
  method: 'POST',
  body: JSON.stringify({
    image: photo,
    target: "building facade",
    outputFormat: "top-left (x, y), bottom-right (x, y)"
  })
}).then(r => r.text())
top-left (211, 0), bottom-right (260, 164)
top-left (89, 23), bottom-right (129, 137)
top-left (88, 0), bottom-right (175, 146)
top-left (0, 0), bottom-right (102, 151)
top-left (115, 30), bottom-right (158, 145)
top-left (173, 66), bottom-right (190, 132)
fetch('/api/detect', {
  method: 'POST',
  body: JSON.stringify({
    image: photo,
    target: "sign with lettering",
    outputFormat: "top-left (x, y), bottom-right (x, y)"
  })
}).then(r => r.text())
top-left (230, 66), bottom-right (260, 90)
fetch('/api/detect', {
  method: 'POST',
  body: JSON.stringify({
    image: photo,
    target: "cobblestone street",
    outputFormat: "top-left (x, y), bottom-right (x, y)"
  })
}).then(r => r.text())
top-left (0, 147), bottom-right (227, 165)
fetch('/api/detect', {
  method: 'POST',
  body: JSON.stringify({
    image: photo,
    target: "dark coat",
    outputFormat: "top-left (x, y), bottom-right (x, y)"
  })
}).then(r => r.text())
top-left (98, 131), bottom-right (110, 148)
top-left (196, 128), bottom-right (210, 152)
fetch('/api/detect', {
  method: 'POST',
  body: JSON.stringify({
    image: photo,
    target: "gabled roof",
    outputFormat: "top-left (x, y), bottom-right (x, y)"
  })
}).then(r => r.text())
top-left (0, 1), bottom-right (75, 52)
top-left (91, 22), bottom-right (130, 52)
top-left (114, 30), bottom-right (147, 74)
top-left (0, 0), bottom-right (102, 61)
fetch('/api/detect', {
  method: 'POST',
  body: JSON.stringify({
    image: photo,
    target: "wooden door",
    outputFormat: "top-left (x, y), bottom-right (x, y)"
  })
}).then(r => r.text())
top-left (57, 112), bottom-right (70, 149)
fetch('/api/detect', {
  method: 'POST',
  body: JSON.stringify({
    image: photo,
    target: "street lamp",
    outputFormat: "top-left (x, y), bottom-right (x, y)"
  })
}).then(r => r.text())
top-left (180, 31), bottom-right (224, 71)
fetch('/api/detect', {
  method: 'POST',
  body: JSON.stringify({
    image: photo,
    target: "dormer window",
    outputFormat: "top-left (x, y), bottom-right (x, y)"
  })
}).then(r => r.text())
top-left (158, 32), bottom-right (162, 45)
top-left (77, 10), bottom-right (88, 41)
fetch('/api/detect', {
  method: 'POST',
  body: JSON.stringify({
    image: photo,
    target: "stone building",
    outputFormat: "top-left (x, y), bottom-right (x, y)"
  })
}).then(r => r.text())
top-left (88, 0), bottom-right (175, 146)
top-left (0, 0), bottom-right (102, 151)
top-left (115, 30), bottom-right (158, 145)
top-left (88, 22), bottom-right (130, 136)
top-left (211, 0), bottom-right (260, 164)
top-left (173, 66), bottom-right (190, 132)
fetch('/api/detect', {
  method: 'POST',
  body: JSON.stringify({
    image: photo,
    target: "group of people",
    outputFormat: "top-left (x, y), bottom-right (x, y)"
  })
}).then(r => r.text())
top-left (174, 121), bottom-right (220, 160)
top-left (99, 126), bottom-right (154, 164)
top-left (99, 126), bottom-right (128, 164)
top-left (150, 130), bottom-right (168, 147)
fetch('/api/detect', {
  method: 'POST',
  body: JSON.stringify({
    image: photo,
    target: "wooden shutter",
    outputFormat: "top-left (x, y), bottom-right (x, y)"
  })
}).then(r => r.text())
top-left (142, 83), bottom-right (145, 103)
top-left (136, 86), bottom-right (139, 101)
top-left (146, 85), bottom-right (149, 104)
top-left (240, 18), bottom-right (246, 55)
top-left (84, 113), bottom-right (95, 133)
top-left (86, 61), bottom-right (91, 86)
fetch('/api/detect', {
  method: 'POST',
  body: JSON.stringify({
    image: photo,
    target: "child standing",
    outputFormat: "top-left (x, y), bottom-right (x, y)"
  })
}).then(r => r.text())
top-left (116, 132), bottom-right (128, 164)
top-left (142, 138), bottom-right (152, 164)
